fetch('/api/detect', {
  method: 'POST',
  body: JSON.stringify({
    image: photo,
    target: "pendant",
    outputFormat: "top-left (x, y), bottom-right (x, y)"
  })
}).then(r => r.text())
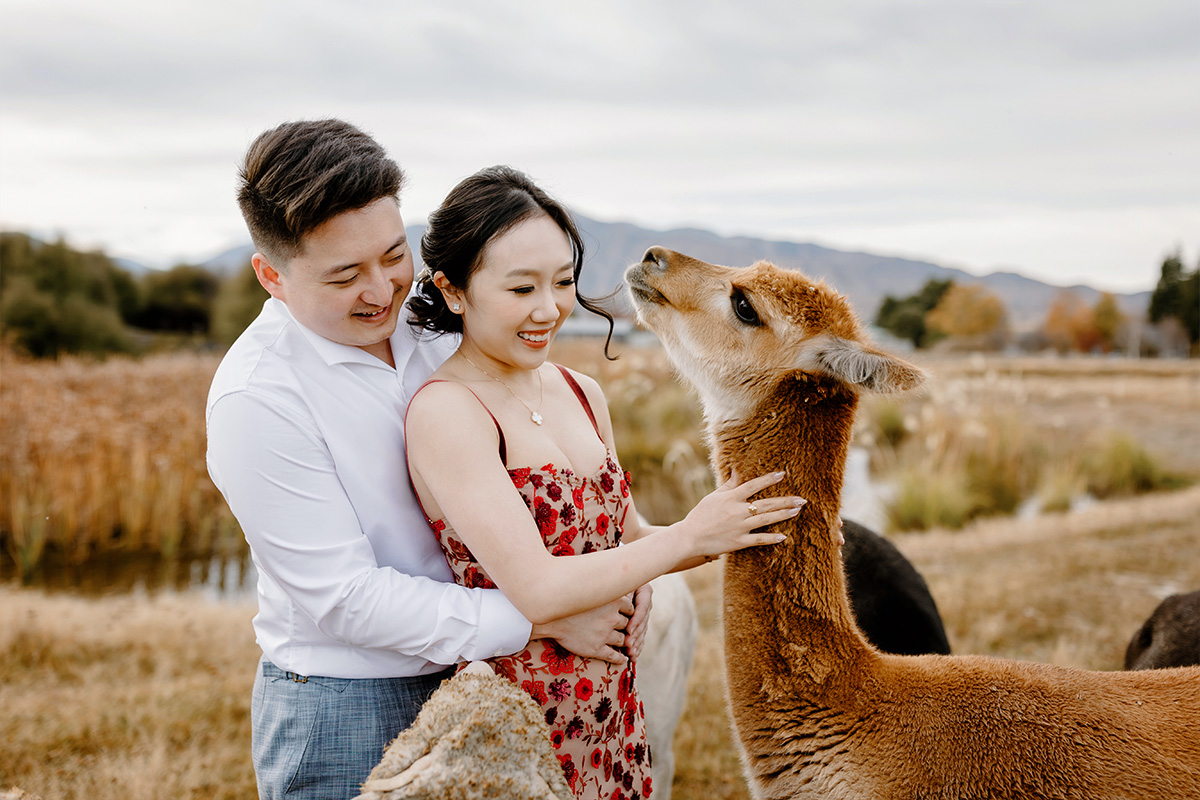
top-left (531, 411), bottom-right (544, 426)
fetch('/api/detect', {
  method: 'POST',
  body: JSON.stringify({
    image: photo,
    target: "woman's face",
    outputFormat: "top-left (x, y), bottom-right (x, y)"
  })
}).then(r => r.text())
top-left (455, 213), bottom-right (576, 372)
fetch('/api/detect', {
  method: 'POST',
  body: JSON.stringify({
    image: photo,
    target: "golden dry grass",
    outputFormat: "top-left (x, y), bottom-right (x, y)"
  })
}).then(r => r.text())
top-left (4, 487), bottom-right (1197, 799)
top-left (0, 347), bottom-right (238, 574)
top-left (858, 352), bottom-right (1200, 529)
top-left (0, 588), bottom-right (259, 799)
top-left (899, 352), bottom-right (1200, 477)
top-left (3, 344), bottom-right (1199, 798)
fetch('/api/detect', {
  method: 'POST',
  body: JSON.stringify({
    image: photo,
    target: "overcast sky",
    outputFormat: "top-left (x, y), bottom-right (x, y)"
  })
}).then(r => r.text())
top-left (2, 0), bottom-right (1197, 293)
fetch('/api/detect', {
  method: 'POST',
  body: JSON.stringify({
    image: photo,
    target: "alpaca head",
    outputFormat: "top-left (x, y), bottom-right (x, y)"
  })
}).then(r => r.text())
top-left (625, 247), bottom-right (926, 423)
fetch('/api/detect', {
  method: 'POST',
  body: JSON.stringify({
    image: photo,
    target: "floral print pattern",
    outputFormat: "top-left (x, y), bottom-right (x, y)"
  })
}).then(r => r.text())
top-left (432, 453), bottom-right (652, 799)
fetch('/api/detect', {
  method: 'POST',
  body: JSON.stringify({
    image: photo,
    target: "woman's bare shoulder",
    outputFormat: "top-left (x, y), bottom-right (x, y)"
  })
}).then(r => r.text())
top-left (407, 380), bottom-right (497, 436)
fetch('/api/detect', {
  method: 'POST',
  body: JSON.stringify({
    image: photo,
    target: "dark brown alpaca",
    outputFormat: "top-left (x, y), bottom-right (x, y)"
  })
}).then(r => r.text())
top-left (1126, 590), bottom-right (1200, 671)
top-left (626, 246), bottom-right (1200, 800)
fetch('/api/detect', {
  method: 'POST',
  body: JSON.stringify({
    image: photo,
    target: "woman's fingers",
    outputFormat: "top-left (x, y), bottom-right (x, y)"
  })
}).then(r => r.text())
top-left (745, 495), bottom-right (806, 517)
top-left (732, 470), bottom-right (786, 498)
top-left (593, 646), bottom-right (629, 666)
top-left (746, 506), bottom-right (802, 531)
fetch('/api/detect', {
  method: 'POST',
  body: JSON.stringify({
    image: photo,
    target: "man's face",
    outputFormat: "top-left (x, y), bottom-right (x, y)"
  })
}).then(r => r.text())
top-left (255, 198), bottom-right (413, 364)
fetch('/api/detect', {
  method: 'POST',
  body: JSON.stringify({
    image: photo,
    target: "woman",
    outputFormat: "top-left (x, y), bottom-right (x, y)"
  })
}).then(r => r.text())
top-left (404, 166), bottom-right (804, 799)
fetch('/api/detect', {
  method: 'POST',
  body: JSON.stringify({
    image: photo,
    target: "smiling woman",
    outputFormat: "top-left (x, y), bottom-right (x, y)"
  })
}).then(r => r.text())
top-left (401, 165), bottom-right (804, 799)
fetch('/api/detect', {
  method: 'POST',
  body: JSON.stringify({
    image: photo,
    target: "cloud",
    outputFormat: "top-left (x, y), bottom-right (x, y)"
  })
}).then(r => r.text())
top-left (1, 0), bottom-right (1196, 290)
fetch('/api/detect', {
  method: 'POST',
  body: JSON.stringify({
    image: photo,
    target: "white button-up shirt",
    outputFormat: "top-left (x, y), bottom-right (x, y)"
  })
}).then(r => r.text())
top-left (206, 298), bottom-right (531, 679)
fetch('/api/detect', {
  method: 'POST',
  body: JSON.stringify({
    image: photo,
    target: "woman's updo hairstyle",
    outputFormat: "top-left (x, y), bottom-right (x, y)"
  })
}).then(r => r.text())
top-left (407, 165), bottom-right (616, 357)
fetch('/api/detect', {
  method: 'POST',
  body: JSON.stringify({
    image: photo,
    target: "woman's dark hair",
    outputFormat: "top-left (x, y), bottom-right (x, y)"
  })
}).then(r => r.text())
top-left (408, 165), bottom-right (617, 358)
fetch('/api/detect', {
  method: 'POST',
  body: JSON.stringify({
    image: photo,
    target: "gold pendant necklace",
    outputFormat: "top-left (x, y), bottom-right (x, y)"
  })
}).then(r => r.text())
top-left (460, 352), bottom-right (545, 425)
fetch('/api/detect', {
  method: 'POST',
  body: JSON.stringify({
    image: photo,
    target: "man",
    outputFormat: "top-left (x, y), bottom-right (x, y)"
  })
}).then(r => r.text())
top-left (206, 119), bottom-right (639, 800)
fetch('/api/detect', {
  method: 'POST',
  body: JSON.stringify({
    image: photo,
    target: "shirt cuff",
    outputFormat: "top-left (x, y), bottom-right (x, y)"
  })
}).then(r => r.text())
top-left (476, 589), bottom-right (533, 659)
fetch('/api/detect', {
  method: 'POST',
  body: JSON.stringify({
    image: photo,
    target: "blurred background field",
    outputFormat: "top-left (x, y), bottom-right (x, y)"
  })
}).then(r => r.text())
top-left (2, 344), bottom-right (1199, 798)
top-left (5, 342), bottom-right (1198, 579)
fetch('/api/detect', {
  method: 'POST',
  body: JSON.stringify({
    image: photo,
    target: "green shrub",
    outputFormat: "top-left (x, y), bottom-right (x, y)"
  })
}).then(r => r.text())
top-left (1, 277), bottom-right (136, 357)
top-left (961, 416), bottom-right (1043, 517)
top-left (885, 466), bottom-right (977, 531)
top-left (1084, 432), bottom-right (1169, 498)
top-left (1036, 462), bottom-right (1086, 513)
top-left (872, 401), bottom-right (909, 449)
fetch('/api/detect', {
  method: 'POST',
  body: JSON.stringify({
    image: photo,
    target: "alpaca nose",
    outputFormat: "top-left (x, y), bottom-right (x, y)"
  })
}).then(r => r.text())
top-left (642, 246), bottom-right (670, 272)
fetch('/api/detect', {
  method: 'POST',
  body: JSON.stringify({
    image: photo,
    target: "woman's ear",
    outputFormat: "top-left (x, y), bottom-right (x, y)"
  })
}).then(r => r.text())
top-left (433, 271), bottom-right (463, 313)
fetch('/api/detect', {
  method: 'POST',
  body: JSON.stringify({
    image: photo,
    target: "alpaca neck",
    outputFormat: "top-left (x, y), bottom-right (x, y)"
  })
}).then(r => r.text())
top-left (714, 372), bottom-right (868, 693)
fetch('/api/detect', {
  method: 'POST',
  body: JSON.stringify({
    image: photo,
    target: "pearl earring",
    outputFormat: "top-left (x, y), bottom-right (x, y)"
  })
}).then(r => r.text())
top-left (451, 303), bottom-right (462, 313)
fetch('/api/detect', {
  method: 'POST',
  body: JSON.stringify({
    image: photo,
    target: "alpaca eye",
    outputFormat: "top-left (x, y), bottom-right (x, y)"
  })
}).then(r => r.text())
top-left (731, 289), bottom-right (761, 326)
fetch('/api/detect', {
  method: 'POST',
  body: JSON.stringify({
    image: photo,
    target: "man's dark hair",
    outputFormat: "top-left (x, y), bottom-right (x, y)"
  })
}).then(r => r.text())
top-left (236, 119), bottom-right (405, 267)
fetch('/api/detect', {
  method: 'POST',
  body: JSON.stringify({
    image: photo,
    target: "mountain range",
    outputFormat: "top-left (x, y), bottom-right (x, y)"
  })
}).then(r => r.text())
top-left (188, 213), bottom-right (1149, 332)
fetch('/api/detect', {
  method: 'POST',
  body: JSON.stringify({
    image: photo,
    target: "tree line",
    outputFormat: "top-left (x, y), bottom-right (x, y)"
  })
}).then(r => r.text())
top-left (874, 251), bottom-right (1199, 356)
top-left (0, 232), bottom-right (267, 357)
top-left (1, 231), bottom-right (1196, 358)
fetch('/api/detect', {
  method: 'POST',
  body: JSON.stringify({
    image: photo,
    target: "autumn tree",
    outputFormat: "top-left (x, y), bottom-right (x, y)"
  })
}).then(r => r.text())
top-left (925, 284), bottom-right (1009, 349)
top-left (874, 278), bottom-right (953, 347)
top-left (1091, 292), bottom-right (1124, 353)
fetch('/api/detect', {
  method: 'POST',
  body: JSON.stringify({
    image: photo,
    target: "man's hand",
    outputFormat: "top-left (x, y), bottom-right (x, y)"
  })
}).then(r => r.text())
top-left (530, 594), bottom-right (634, 665)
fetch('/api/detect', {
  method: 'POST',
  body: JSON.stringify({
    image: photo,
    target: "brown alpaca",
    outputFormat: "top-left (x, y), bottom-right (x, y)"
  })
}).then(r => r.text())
top-left (626, 247), bottom-right (1200, 800)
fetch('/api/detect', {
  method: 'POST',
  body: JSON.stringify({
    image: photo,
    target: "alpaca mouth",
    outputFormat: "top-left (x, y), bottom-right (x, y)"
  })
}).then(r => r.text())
top-left (624, 270), bottom-right (669, 307)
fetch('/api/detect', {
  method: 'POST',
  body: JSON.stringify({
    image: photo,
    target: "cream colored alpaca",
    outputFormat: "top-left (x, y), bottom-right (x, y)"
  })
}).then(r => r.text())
top-left (626, 247), bottom-right (1200, 800)
top-left (639, 571), bottom-right (698, 800)
top-left (353, 663), bottom-right (569, 800)
top-left (0, 788), bottom-right (42, 800)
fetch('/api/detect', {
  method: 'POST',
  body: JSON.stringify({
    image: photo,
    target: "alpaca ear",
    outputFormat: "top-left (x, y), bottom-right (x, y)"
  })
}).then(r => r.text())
top-left (806, 336), bottom-right (926, 394)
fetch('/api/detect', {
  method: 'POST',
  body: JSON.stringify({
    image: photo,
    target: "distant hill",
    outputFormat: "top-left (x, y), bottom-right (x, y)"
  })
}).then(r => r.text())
top-left (111, 256), bottom-right (157, 276)
top-left (200, 244), bottom-right (255, 275)
top-left (198, 215), bottom-right (1150, 332)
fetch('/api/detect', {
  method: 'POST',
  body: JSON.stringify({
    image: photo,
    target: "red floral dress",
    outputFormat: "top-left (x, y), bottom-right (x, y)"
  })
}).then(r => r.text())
top-left (424, 369), bottom-right (653, 800)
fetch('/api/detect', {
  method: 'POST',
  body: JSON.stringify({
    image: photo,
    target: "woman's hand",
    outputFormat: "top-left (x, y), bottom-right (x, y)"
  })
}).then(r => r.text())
top-left (624, 584), bottom-right (653, 660)
top-left (677, 471), bottom-right (805, 561)
top-left (531, 594), bottom-right (635, 665)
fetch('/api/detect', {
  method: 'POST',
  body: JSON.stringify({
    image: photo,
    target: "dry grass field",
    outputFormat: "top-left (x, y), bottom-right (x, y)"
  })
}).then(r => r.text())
top-left (4, 486), bottom-right (1198, 800)
top-left (2, 345), bottom-right (1198, 798)
top-left (0, 347), bottom-right (239, 576)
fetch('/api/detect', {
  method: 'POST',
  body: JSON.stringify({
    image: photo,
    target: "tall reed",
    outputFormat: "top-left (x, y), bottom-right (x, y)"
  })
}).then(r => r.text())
top-left (1, 347), bottom-right (240, 576)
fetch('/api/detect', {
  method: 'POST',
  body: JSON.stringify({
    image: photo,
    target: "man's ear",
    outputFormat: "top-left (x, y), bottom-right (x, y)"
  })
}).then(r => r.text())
top-left (432, 271), bottom-right (463, 312)
top-left (252, 254), bottom-right (286, 301)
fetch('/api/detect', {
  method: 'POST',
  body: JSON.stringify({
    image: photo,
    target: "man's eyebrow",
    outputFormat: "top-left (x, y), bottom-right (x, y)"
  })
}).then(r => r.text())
top-left (320, 235), bottom-right (408, 279)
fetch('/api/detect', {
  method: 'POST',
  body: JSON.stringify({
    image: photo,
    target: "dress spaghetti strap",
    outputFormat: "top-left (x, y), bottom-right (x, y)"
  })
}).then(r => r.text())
top-left (553, 364), bottom-right (602, 441)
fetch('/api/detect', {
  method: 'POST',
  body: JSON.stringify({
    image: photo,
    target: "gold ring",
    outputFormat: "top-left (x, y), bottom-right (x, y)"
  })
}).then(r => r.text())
top-left (748, 502), bottom-right (758, 516)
